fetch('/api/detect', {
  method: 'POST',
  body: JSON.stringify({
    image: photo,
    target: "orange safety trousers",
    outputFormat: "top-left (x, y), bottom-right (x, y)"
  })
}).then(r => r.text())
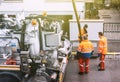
top-left (99, 54), bottom-right (105, 69)
top-left (78, 57), bottom-right (90, 73)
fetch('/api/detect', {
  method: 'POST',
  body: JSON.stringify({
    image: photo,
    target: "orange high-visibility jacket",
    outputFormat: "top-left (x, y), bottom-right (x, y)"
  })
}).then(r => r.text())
top-left (98, 36), bottom-right (108, 54)
top-left (77, 40), bottom-right (94, 53)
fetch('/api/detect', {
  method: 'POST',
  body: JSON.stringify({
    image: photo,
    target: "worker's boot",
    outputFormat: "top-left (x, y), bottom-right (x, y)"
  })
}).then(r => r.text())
top-left (98, 62), bottom-right (105, 71)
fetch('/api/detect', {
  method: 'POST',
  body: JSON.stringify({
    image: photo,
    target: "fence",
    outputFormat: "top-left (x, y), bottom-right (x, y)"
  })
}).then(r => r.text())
top-left (104, 23), bottom-right (120, 41)
top-left (104, 22), bottom-right (120, 52)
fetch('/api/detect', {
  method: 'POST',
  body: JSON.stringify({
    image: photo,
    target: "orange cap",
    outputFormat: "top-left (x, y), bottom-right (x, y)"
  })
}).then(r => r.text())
top-left (42, 11), bottom-right (47, 17)
top-left (31, 19), bottom-right (37, 26)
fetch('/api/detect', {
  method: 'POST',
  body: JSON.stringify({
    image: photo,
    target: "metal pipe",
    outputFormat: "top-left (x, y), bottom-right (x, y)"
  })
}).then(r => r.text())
top-left (72, 0), bottom-right (82, 41)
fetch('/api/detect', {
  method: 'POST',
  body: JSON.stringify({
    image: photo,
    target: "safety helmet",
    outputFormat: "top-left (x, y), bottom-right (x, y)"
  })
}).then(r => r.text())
top-left (84, 24), bottom-right (88, 28)
top-left (42, 11), bottom-right (47, 17)
top-left (31, 19), bottom-right (37, 26)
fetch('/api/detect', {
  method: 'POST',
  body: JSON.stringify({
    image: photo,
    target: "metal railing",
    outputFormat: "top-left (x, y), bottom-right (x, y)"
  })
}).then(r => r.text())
top-left (103, 23), bottom-right (120, 41)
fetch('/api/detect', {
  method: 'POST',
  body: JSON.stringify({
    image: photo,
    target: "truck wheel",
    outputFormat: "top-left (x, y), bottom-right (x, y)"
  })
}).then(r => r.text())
top-left (0, 72), bottom-right (21, 82)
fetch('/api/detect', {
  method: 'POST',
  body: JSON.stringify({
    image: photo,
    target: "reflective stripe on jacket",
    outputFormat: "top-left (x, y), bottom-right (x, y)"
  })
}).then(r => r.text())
top-left (78, 40), bottom-right (93, 53)
top-left (98, 36), bottom-right (108, 54)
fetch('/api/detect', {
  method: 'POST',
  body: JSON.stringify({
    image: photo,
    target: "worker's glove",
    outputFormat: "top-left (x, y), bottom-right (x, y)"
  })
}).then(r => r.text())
top-left (75, 50), bottom-right (82, 59)
top-left (91, 50), bottom-right (94, 55)
top-left (98, 53), bottom-right (101, 57)
top-left (76, 50), bottom-right (82, 55)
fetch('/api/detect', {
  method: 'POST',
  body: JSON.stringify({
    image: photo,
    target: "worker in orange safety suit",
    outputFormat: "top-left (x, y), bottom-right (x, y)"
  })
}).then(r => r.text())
top-left (78, 24), bottom-right (88, 42)
top-left (98, 32), bottom-right (108, 71)
top-left (77, 36), bottom-right (94, 75)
